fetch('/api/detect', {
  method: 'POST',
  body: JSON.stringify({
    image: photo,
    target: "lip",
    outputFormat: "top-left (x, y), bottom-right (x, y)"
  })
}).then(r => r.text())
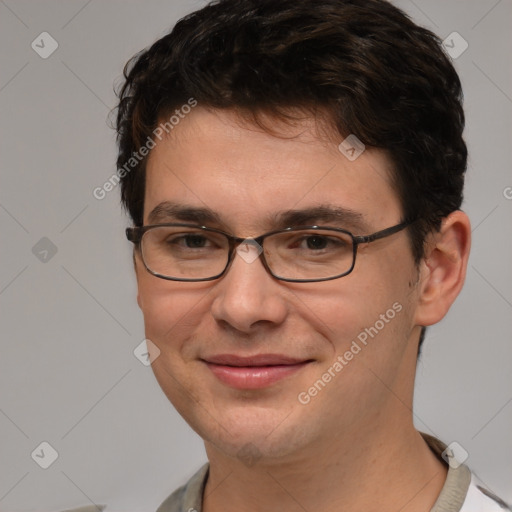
top-left (202, 354), bottom-right (312, 390)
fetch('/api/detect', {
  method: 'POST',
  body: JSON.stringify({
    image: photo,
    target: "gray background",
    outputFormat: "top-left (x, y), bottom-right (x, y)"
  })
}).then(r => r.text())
top-left (0, 1), bottom-right (510, 510)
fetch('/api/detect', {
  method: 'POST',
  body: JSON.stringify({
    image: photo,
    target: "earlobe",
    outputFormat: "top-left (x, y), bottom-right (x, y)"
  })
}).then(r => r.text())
top-left (414, 211), bottom-right (471, 326)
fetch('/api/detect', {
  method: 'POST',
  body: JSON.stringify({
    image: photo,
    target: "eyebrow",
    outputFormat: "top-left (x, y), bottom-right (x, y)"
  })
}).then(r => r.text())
top-left (272, 205), bottom-right (368, 231)
top-left (147, 201), bottom-right (222, 226)
top-left (146, 201), bottom-right (369, 232)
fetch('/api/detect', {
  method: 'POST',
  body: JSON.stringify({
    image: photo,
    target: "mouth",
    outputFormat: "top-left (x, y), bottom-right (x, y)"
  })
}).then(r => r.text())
top-left (201, 354), bottom-right (313, 390)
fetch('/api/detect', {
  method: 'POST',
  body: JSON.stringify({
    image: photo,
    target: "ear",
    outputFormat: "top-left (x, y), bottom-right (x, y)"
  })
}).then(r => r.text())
top-left (414, 210), bottom-right (471, 326)
top-left (133, 249), bottom-right (143, 310)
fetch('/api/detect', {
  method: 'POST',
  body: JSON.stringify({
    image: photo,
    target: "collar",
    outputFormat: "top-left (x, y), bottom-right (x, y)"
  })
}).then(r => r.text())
top-left (157, 433), bottom-right (472, 512)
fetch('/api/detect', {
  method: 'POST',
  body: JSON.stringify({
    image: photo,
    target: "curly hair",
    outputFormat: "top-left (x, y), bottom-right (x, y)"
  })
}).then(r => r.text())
top-left (115, 0), bottom-right (467, 266)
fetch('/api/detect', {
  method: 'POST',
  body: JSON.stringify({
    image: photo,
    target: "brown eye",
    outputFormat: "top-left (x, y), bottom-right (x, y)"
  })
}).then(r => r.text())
top-left (304, 236), bottom-right (328, 250)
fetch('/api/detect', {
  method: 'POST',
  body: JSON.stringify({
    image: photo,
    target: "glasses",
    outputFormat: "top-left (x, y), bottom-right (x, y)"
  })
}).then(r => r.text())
top-left (126, 220), bottom-right (414, 283)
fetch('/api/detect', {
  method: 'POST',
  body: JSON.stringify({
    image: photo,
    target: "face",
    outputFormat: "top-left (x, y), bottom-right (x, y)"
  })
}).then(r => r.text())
top-left (135, 107), bottom-right (422, 463)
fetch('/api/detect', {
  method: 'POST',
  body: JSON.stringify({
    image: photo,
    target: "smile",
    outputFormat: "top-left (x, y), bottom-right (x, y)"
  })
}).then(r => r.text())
top-left (202, 354), bottom-right (313, 390)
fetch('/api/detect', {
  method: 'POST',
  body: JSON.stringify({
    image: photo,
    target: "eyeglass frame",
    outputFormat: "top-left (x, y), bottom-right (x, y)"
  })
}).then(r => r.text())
top-left (126, 218), bottom-right (415, 283)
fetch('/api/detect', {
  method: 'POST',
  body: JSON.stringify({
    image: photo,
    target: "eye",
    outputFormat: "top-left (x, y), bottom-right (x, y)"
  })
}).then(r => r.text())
top-left (164, 232), bottom-right (223, 251)
top-left (303, 235), bottom-right (329, 250)
top-left (178, 234), bottom-right (209, 248)
top-left (291, 233), bottom-right (350, 252)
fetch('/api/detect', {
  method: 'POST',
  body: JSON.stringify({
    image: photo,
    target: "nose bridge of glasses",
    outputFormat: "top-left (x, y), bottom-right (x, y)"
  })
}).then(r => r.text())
top-left (233, 237), bottom-right (264, 265)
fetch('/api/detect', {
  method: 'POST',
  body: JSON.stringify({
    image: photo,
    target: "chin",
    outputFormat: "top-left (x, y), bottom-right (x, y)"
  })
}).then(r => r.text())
top-left (204, 430), bottom-right (307, 465)
top-left (190, 402), bottom-right (315, 464)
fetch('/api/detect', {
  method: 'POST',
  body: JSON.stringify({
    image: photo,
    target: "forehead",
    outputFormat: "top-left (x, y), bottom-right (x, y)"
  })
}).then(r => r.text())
top-left (143, 107), bottom-right (402, 232)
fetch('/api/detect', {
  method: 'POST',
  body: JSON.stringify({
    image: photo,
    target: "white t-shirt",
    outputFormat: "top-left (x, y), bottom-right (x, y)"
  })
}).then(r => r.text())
top-left (459, 474), bottom-right (509, 512)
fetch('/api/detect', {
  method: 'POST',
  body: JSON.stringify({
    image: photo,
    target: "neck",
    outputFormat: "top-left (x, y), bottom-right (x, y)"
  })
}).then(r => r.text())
top-left (203, 418), bottom-right (447, 512)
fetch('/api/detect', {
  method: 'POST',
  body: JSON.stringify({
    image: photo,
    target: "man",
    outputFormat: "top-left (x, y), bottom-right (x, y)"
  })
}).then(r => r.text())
top-left (115, 0), bottom-right (509, 510)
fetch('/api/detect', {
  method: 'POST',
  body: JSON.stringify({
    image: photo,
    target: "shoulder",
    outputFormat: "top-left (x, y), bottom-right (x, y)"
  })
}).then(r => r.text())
top-left (156, 463), bottom-right (209, 512)
top-left (420, 433), bottom-right (510, 512)
top-left (459, 474), bottom-right (511, 512)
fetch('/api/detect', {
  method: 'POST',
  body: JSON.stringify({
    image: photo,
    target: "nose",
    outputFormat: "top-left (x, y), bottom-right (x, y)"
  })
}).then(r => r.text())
top-left (210, 243), bottom-right (288, 334)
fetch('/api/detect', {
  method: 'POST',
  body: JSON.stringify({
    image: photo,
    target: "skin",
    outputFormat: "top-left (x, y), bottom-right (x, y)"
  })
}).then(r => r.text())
top-left (134, 107), bottom-right (471, 511)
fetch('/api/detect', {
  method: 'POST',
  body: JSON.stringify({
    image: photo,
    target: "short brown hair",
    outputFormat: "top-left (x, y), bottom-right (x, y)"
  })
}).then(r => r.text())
top-left (115, 0), bottom-right (467, 263)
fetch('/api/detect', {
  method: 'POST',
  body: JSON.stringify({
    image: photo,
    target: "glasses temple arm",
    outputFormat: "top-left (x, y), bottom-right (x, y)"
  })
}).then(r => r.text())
top-left (353, 219), bottom-right (415, 244)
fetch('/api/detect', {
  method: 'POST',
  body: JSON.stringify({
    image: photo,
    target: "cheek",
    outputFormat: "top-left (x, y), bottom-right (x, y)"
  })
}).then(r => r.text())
top-left (300, 280), bottom-right (395, 335)
top-left (137, 272), bottom-right (213, 351)
top-left (300, 262), bottom-right (414, 358)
